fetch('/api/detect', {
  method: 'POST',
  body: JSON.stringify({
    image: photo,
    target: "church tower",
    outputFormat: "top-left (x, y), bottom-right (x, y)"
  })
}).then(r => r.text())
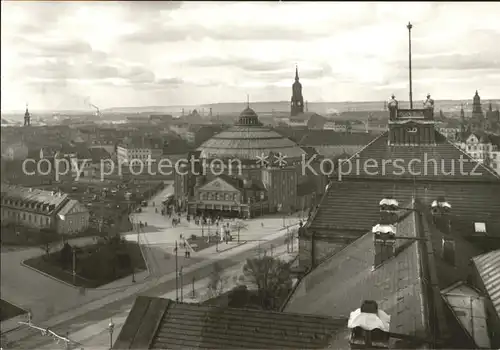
top-left (472, 90), bottom-right (483, 119)
top-left (24, 104), bottom-right (31, 126)
top-left (460, 104), bottom-right (466, 133)
top-left (290, 65), bottom-right (304, 116)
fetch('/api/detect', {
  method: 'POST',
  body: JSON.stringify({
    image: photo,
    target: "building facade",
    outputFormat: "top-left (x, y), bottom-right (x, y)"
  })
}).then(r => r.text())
top-left (0, 185), bottom-right (90, 235)
top-left (1, 142), bottom-right (29, 161)
top-left (455, 131), bottom-right (500, 174)
top-left (176, 105), bottom-right (327, 218)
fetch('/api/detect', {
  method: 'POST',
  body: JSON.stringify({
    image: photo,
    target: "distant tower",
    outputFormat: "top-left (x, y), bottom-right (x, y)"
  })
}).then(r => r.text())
top-left (305, 100), bottom-right (309, 112)
top-left (290, 65), bottom-right (304, 116)
top-left (460, 104), bottom-right (466, 133)
top-left (471, 90), bottom-right (484, 131)
top-left (182, 108), bottom-right (185, 116)
top-left (472, 90), bottom-right (483, 118)
top-left (24, 103), bottom-right (31, 126)
top-left (209, 108), bottom-right (213, 118)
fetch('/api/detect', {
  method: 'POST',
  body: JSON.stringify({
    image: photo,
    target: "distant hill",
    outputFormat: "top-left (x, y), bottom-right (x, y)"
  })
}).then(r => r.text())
top-left (4, 99), bottom-right (498, 118)
top-left (102, 99), bottom-right (499, 116)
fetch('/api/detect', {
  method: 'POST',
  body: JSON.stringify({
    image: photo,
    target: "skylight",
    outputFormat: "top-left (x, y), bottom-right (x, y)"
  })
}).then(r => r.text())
top-left (474, 222), bottom-right (486, 233)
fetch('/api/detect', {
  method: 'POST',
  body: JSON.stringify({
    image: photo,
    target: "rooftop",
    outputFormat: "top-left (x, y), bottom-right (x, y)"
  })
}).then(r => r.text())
top-left (198, 107), bottom-right (307, 161)
top-left (1, 184), bottom-right (69, 214)
top-left (309, 180), bottom-right (500, 237)
top-left (299, 130), bottom-right (376, 146)
top-left (286, 205), bottom-right (428, 348)
top-left (339, 131), bottom-right (500, 182)
top-left (472, 249), bottom-right (500, 319)
top-left (113, 297), bottom-right (346, 349)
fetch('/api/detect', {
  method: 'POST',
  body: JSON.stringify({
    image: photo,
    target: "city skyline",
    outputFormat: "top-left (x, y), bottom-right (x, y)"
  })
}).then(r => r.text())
top-left (2, 1), bottom-right (500, 111)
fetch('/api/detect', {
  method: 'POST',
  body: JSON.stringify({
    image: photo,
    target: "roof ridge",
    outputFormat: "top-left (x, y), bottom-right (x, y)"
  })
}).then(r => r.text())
top-left (343, 131), bottom-right (388, 163)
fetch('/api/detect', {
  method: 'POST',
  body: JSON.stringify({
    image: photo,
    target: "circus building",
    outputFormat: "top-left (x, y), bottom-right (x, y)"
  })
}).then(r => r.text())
top-left (174, 103), bottom-right (326, 218)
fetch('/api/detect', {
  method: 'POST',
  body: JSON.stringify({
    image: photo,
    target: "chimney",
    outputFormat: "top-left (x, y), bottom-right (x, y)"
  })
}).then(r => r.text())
top-left (431, 197), bottom-right (455, 266)
top-left (372, 223), bottom-right (396, 267)
top-left (348, 300), bottom-right (391, 349)
top-left (379, 196), bottom-right (399, 224)
top-left (430, 196), bottom-right (452, 234)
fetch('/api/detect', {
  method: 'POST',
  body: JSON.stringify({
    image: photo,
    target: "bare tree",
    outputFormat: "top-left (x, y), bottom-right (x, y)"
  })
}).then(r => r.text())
top-left (39, 228), bottom-right (55, 258)
top-left (206, 262), bottom-right (227, 298)
top-left (243, 256), bottom-right (292, 310)
top-left (231, 221), bottom-right (248, 243)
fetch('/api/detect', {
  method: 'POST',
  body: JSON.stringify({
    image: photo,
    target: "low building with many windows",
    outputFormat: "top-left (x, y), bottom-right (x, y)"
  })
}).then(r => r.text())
top-left (455, 131), bottom-right (500, 174)
top-left (0, 184), bottom-right (89, 235)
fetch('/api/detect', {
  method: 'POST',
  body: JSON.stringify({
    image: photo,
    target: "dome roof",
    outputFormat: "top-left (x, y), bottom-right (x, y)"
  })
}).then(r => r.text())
top-left (237, 107), bottom-right (260, 126)
top-left (197, 125), bottom-right (307, 161)
top-left (197, 106), bottom-right (306, 161)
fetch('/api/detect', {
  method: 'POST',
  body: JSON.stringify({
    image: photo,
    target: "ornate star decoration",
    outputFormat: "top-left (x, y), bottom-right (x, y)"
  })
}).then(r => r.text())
top-left (274, 153), bottom-right (288, 167)
top-left (256, 152), bottom-right (269, 167)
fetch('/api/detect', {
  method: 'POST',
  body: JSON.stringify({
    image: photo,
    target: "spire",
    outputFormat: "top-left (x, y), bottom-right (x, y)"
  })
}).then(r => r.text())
top-left (246, 94), bottom-right (250, 108)
top-left (295, 64), bottom-right (299, 81)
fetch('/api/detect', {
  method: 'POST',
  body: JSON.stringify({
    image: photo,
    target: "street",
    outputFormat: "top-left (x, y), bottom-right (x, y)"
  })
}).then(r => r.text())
top-left (9, 234), bottom-right (297, 349)
top-left (1, 184), bottom-right (302, 349)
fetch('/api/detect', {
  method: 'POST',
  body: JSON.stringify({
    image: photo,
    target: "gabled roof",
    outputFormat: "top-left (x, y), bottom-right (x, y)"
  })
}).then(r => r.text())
top-left (472, 249), bottom-right (500, 319)
top-left (299, 130), bottom-right (376, 146)
top-left (57, 199), bottom-right (88, 217)
top-left (339, 131), bottom-right (500, 182)
top-left (113, 297), bottom-right (346, 349)
top-left (308, 180), bottom-right (500, 237)
top-left (285, 205), bottom-right (428, 348)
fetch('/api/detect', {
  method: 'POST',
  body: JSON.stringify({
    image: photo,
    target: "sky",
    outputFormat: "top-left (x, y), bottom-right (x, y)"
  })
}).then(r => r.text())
top-left (1, 1), bottom-right (500, 111)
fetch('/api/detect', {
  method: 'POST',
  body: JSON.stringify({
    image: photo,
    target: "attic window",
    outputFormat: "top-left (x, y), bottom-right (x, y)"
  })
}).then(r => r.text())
top-left (474, 222), bottom-right (486, 234)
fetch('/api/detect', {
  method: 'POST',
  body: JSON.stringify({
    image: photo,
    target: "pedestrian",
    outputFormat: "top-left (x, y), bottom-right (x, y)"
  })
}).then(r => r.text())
top-left (183, 241), bottom-right (187, 248)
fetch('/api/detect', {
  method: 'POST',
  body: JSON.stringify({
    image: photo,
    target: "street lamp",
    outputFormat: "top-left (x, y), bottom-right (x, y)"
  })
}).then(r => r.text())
top-left (72, 247), bottom-right (76, 286)
top-left (179, 267), bottom-right (184, 302)
top-left (108, 319), bottom-right (115, 350)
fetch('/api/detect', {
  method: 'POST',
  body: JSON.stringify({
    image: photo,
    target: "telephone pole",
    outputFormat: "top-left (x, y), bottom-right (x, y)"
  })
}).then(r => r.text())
top-left (407, 22), bottom-right (413, 109)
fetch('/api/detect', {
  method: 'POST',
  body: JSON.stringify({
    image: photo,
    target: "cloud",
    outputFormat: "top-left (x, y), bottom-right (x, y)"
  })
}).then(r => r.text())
top-left (123, 23), bottom-right (330, 44)
top-left (181, 56), bottom-right (288, 72)
top-left (394, 53), bottom-right (499, 71)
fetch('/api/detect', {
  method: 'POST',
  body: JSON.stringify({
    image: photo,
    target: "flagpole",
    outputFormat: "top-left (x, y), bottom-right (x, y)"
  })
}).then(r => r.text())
top-left (175, 240), bottom-right (179, 302)
top-left (407, 22), bottom-right (413, 109)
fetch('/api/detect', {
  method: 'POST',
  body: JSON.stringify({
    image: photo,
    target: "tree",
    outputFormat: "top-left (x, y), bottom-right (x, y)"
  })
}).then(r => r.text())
top-left (59, 243), bottom-right (73, 269)
top-left (243, 256), bottom-right (293, 310)
top-left (39, 228), bottom-right (55, 259)
top-left (206, 262), bottom-right (227, 298)
top-left (231, 221), bottom-right (248, 243)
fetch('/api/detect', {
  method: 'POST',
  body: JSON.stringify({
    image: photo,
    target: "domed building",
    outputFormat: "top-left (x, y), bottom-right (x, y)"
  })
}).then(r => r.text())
top-left (198, 105), bottom-right (308, 162)
top-left (174, 104), bottom-right (326, 219)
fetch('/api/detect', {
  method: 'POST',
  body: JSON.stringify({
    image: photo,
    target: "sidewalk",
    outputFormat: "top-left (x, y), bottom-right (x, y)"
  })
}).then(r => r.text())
top-left (5, 226), bottom-right (293, 344)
